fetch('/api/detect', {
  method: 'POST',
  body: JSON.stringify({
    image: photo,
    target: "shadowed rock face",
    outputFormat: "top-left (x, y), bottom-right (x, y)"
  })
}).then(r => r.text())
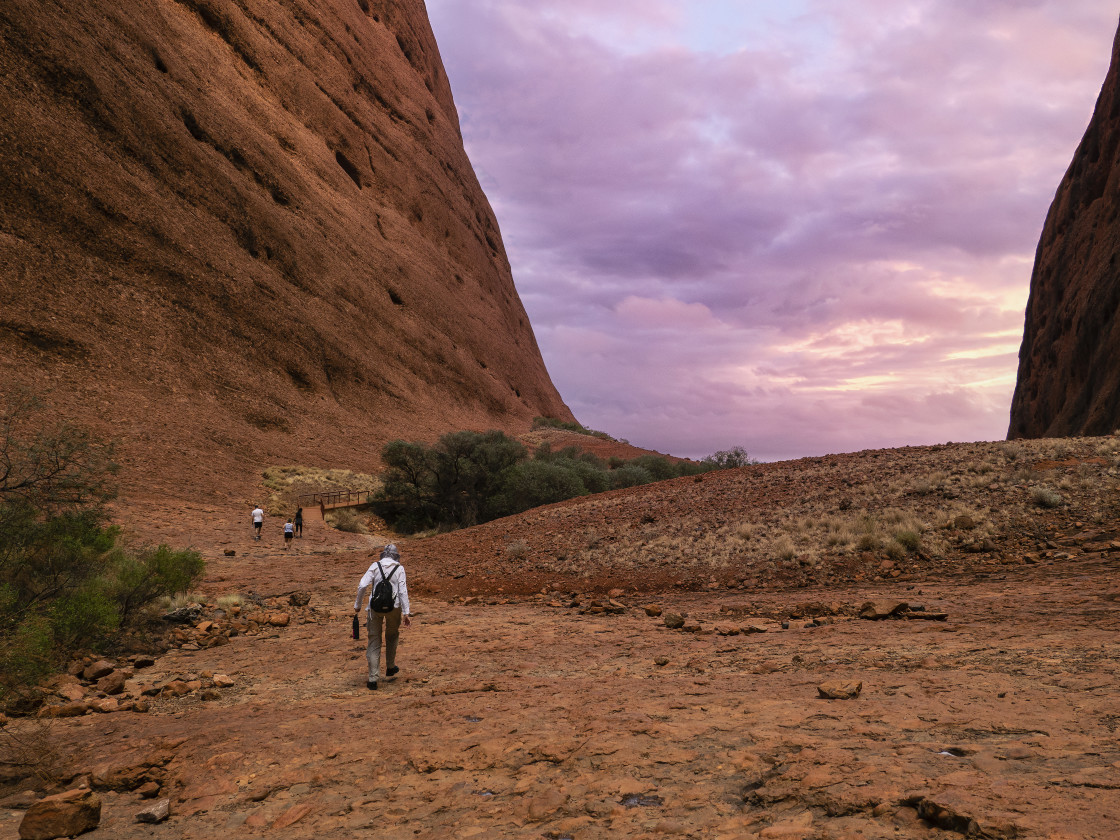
top-left (0, 0), bottom-right (572, 499)
top-left (1009, 19), bottom-right (1120, 439)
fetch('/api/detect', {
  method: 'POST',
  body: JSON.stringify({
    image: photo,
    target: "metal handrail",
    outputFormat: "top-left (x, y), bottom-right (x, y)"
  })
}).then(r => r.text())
top-left (296, 489), bottom-right (375, 509)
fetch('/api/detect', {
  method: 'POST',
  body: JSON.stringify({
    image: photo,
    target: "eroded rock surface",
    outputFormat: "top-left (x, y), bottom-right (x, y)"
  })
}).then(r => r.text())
top-left (1011, 19), bottom-right (1120, 438)
top-left (0, 0), bottom-right (571, 511)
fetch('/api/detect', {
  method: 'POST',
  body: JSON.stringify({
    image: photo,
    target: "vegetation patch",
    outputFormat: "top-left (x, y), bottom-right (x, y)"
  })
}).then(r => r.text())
top-left (373, 430), bottom-right (754, 534)
top-left (0, 393), bottom-right (203, 710)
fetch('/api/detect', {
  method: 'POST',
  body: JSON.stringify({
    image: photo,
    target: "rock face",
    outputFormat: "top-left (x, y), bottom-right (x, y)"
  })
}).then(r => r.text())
top-left (0, 0), bottom-right (572, 499)
top-left (1010, 19), bottom-right (1120, 439)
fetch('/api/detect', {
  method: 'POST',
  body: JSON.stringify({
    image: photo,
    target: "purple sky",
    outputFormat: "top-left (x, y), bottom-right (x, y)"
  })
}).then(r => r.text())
top-left (425, 1), bottom-right (1118, 461)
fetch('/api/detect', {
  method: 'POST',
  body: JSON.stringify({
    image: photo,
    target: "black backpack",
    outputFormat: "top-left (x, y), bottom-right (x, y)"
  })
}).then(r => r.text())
top-left (369, 561), bottom-right (399, 614)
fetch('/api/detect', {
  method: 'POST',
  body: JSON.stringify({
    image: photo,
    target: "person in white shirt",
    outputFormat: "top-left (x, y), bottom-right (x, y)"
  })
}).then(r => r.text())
top-left (251, 506), bottom-right (264, 540)
top-left (283, 519), bottom-right (294, 549)
top-left (353, 544), bottom-right (412, 690)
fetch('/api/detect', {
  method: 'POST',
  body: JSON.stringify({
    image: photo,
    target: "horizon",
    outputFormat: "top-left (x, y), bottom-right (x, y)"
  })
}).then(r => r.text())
top-left (425, 2), bottom-right (1118, 461)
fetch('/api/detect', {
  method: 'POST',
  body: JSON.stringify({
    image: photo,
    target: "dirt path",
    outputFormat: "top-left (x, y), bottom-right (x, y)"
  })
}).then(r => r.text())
top-left (3, 556), bottom-right (1118, 839)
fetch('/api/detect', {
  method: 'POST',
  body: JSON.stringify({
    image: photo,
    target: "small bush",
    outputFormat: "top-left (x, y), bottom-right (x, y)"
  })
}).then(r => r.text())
top-left (772, 535), bottom-right (797, 561)
top-left (702, 446), bottom-right (759, 469)
top-left (1031, 486), bottom-right (1063, 509)
top-left (856, 533), bottom-right (880, 551)
top-left (894, 530), bottom-right (922, 553)
top-left (326, 508), bottom-right (368, 534)
top-left (505, 540), bottom-right (530, 560)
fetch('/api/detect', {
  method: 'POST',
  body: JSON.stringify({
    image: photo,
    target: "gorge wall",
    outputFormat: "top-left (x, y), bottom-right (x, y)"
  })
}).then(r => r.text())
top-left (0, 0), bottom-right (572, 501)
top-left (1009, 19), bottom-right (1120, 439)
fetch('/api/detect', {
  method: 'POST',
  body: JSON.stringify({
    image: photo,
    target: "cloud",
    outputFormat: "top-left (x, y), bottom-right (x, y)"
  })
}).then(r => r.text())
top-left (425, 1), bottom-right (1118, 459)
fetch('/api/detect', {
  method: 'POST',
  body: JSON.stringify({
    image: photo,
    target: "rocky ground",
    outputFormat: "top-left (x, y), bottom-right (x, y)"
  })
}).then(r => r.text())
top-left (2, 438), bottom-right (1119, 839)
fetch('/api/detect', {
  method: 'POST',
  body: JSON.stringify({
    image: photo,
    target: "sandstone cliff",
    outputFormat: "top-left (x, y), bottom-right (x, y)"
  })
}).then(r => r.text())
top-left (0, 0), bottom-right (572, 501)
top-left (1009, 19), bottom-right (1120, 439)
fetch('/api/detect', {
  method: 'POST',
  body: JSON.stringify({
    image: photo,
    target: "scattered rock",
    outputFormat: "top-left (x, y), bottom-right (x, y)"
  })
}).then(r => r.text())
top-left (164, 606), bottom-right (202, 624)
top-left (136, 782), bottom-right (160, 799)
top-left (817, 680), bottom-right (863, 700)
top-left (135, 797), bottom-right (170, 824)
top-left (654, 657), bottom-right (669, 667)
top-left (18, 789), bottom-right (101, 840)
top-left (200, 689), bottom-right (221, 701)
top-left (224, 549), bottom-right (236, 556)
top-left (213, 674), bottom-right (236, 687)
top-left (82, 660), bottom-right (114, 681)
top-left (160, 680), bottom-right (192, 698)
top-left (57, 684), bottom-right (85, 702)
top-left (37, 701), bottom-right (88, 719)
top-left (859, 601), bottom-right (909, 620)
top-left (96, 671), bottom-right (127, 695)
top-left (268, 612), bottom-right (291, 627)
top-left (132, 656), bottom-right (155, 669)
top-left (289, 591), bottom-right (311, 607)
top-left (644, 605), bottom-right (663, 617)
top-left (663, 613), bottom-right (685, 629)
top-left (743, 624), bottom-right (768, 634)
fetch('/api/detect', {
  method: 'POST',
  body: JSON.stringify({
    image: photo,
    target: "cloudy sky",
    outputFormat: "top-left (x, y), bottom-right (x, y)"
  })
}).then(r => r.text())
top-left (425, 1), bottom-right (1118, 461)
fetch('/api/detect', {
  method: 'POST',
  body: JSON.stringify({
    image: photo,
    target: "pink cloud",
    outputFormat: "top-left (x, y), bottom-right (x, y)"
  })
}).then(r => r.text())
top-left (425, 1), bottom-right (1118, 459)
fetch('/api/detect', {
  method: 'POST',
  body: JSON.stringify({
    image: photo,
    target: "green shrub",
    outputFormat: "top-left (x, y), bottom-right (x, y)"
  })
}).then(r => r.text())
top-left (628, 455), bottom-right (677, 482)
top-left (701, 446), bottom-right (759, 469)
top-left (0, 402), bottom-right (202, 707)
top-left (110, 545), bottom-right (206, 622)
top-left (488, 460), bottom-right (589, 519)
top-left (610, 465), bottom-right (654, 490)
top-left (50, 586), bottom-right (119, 649)
top-left (375, 430), bottom-right (757, 533)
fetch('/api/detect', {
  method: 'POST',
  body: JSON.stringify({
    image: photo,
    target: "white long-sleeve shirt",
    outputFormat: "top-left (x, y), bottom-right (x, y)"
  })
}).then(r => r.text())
top-left (354, 558), bottom-right (410, 615)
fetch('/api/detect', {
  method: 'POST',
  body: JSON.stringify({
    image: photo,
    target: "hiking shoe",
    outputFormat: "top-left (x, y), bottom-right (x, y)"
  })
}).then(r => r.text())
top-left (385, 666), bottom-right (399, 681)
top-left (367, 680), bottom-right (378, 690)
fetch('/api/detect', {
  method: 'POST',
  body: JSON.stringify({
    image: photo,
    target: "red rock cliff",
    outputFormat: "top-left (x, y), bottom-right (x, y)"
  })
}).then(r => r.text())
top-left (1009, 18), bottom-right (1120, 439)
top-left (0, 0), bottom-right (573, 499)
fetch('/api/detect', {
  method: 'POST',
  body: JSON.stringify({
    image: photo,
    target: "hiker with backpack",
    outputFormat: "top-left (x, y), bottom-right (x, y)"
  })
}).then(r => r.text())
top-left (353, 544), bottom-right (411, 690)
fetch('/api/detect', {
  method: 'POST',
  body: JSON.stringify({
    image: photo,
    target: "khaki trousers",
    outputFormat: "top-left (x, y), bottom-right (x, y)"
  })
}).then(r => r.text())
top-left (366, 607), bottom-right (402, 681)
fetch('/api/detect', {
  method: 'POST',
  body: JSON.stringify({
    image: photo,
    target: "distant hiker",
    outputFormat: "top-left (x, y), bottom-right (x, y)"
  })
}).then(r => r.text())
top-left (283, 519), bottom-right (294, 549)
top-left (294, 507), bottom-right (303, 538)
top-left (251, 505), bottom-right (264, 540)
top-left (353, 544), bottom-right (411, 690)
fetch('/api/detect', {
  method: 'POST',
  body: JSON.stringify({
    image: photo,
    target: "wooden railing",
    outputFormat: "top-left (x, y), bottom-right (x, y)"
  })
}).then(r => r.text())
top-left (297, 489), bottom-right (375, 510)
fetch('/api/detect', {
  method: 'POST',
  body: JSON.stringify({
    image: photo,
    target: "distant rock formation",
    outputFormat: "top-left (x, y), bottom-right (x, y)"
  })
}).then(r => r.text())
top-left (1009, 19), bottom-right (1120, 439)
top-left (0, 0), bottom-right (572, 497)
